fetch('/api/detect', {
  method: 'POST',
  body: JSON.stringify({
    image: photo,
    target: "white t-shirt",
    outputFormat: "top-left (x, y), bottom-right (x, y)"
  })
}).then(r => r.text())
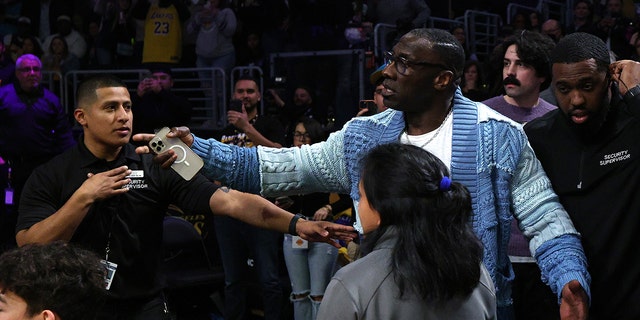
top-left (399, 111), bottom-right (453, 170)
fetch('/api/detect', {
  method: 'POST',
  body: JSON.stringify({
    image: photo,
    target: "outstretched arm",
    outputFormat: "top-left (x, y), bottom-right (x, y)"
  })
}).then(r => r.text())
top-left (134, 125), bottom-right (351, 197)
top-left (511, 144), bottom-right (591, 315)
top-left (258, 127), bottom-right (352, 197)
top-left (209, 187), bottom-right (356, 246)
top-left (134, 127), bottom-right (262, 193)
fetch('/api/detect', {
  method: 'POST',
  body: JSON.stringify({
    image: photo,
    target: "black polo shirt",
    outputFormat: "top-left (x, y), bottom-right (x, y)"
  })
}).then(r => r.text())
top-left (17, 138), bottom-right (219, 300)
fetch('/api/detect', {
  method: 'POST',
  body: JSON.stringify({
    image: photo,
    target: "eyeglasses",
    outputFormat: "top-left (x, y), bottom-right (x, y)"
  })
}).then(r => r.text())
top-left (383, 51), bottom-right (448, 75)
top-left (293, 132), bottom-right (310, 140)
top-left (17, 66), bottom-right (42, 73)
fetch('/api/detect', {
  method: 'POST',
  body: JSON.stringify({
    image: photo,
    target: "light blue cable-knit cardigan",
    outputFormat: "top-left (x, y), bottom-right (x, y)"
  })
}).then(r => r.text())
top-left (191, 89), bottom-right (591, 307)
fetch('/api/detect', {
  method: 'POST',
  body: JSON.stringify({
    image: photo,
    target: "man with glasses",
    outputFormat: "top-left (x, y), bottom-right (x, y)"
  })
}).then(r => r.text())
top-left (135, 28), bottom-right (590, 319)
top-left (0, 53), bottom-right (75, 254)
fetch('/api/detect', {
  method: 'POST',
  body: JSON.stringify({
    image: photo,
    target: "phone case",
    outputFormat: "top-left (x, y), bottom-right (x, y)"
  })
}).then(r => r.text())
top-left (229, 99), bottom-right (243, 112)
top-left (149, 127), bottom-right (204, 180)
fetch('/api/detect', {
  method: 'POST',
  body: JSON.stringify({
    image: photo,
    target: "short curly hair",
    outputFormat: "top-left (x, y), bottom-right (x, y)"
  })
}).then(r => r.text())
top-left (0, 241), bottom-right (106, 320)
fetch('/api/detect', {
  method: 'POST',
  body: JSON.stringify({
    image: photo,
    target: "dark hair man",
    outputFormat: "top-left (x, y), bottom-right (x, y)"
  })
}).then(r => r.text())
top-left (0, 241), bottom-right (106, 320)
top-left (135, 29), bottom-right (591, 319)
top-left (481, 30), bottom-right (559, 320)
top-left (15, 74), bottom-right (353, 320)
top-left (525, 32), bottom-right (640, 319)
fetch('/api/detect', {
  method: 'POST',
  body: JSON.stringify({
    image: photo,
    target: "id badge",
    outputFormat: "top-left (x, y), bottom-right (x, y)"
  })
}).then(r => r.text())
top-left (100, 259), bottom-right (118, 290)
top-left (291, 236), bottom-right (308, 249)
top-left (4, 187), bottom-right (13, 205)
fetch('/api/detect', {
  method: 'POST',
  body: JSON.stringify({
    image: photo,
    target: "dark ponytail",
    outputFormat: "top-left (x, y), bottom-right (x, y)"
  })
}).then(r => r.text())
top-left (359, 143), bottom-right (483, 303)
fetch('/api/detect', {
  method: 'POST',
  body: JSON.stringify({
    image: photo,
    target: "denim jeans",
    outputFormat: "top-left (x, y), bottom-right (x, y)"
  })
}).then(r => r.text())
top-left (283, 234), bottom-right (338, 320)
top-left (214, 215), bottom-right (282, 320)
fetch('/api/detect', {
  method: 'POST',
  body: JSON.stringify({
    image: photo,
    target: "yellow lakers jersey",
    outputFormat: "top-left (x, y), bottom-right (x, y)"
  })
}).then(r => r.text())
top-left (142, 4), bottom-right (182, 64)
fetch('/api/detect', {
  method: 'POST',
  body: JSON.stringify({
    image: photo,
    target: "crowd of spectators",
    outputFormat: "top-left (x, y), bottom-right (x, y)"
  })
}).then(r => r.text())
top-left (3, 1), bottom-right (640, 319)
top-left (471, 0), bottom-right (640, 104)
top-left (0, 0), bottom-right (638, 124)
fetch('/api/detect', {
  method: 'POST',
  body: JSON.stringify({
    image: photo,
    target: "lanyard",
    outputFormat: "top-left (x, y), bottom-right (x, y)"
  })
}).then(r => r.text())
top-left (4, 164), bottom-right (13, 206)
top-left (104, 204), bottom-right (118, 260)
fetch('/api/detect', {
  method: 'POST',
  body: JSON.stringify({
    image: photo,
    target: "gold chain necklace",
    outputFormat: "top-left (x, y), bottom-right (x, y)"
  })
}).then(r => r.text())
top-left (404, 108), bottom-right (453, 149)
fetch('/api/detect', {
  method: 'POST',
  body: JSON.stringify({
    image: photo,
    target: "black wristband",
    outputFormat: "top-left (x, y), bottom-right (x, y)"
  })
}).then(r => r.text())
top-left (624, 85), bottom-right (640, 99)
top-left (288, 214), bottom-right (305, 236)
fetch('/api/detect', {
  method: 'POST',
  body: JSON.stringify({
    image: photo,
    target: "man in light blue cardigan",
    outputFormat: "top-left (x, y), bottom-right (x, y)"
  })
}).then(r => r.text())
top-left (136, 28), bottom-right (590, 319)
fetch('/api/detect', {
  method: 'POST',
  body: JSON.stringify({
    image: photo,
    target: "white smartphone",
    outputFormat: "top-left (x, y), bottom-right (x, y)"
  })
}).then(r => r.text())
top-left (148, 127), bottom-right (204, 181)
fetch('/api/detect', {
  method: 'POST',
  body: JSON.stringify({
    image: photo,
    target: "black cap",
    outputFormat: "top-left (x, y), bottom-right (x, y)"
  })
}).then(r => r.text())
top-left (370, 63), bottom-right (387, 85)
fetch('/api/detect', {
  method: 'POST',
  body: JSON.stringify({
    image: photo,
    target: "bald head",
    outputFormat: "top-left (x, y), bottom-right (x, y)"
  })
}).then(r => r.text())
top-left (404, 28), bottom-right (465, 80)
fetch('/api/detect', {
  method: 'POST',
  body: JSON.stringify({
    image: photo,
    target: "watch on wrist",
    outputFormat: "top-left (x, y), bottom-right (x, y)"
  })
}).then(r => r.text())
top-left (288, 213), bottom-right (305, 236)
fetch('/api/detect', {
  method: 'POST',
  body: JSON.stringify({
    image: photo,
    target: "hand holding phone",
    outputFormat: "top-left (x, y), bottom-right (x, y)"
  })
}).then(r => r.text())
top-left (148, 127), bottom-right (204, 180)
top-left (359, 100), bottom-right (377, 116)
top-left (229, 99), bottom-right (243, 112)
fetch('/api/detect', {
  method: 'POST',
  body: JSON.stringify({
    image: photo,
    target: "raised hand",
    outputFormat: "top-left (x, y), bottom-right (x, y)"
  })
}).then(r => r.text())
top-left (227, 103), bottom-right (250, 131)
top-left (610, 60), bottom-right (640, 96)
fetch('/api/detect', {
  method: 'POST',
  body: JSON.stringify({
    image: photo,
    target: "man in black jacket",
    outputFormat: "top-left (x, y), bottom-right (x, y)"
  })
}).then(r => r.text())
top-left (524, 32), bottom-right (640, 319)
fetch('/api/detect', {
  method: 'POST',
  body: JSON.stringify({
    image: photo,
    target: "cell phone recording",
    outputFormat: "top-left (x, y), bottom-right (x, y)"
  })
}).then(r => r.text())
top-left (229, 99), bottom-right (243, 112)
top-left (359, 100), bottom-right (378, 116)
